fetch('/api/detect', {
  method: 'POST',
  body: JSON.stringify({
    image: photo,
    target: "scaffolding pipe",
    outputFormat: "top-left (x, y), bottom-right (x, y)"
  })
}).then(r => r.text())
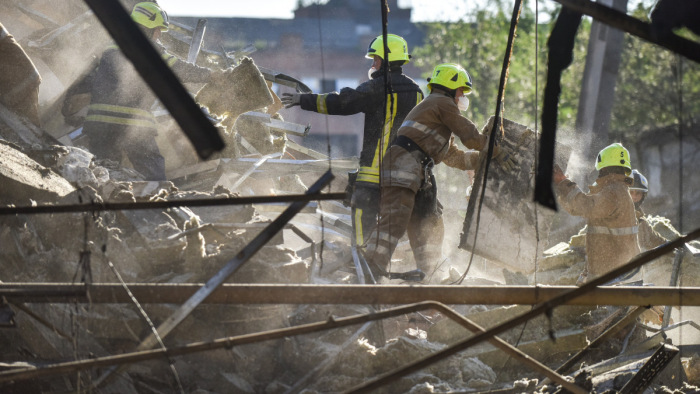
top-left (3, 284), bottom-right (700, 306)
top-left (0, 301), bottom-right (582, 392)
top-left (0, 192), bottom-right (345, 215)
top-left (94, 170), bottom-right (335, 388)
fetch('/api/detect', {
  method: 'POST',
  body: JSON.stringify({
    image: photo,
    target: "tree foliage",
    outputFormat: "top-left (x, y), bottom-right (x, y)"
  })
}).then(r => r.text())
top-left (412, 1), bottom-right (700, 142)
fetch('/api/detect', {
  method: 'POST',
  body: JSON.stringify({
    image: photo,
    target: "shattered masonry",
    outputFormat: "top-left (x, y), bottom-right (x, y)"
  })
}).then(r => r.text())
top-left (1, 0), bottom-right (700, 393)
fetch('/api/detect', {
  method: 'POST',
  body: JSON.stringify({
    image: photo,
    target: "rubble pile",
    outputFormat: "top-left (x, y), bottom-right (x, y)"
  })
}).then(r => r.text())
top-left (1, 2), bottom-right (699, 392)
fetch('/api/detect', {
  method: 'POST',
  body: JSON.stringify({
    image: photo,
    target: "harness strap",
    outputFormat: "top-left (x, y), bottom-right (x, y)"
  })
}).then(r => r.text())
top-left (392, 135), bottom-right (431, 165)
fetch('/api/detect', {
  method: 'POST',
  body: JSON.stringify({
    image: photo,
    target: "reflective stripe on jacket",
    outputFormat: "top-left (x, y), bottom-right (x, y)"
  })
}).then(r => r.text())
top-left (397, 91), bottom-right (486, 164)
top-left (83, 44), bottom-right (211, 135)
top-left (556, 173), bottom-right (641, 277)
top-left (380, 91), bottom-right (486, 192)
top-left (299, 67), bottom-right (423, 185)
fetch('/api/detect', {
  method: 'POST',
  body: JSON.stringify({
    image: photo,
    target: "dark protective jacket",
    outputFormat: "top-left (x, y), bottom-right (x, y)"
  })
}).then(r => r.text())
top-left (83, 43), bottom-right (211, 137)
top-left (556, 173), bottom-right (641, 278)
top-left (0, 23), bottom-right (41, 126)
top-left (299, 67), bottom-right (423, 186)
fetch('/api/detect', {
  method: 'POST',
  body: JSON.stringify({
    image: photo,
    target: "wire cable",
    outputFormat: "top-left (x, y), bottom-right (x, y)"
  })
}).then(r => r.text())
top-left (455, 0), bottom-right (525, 285)
top-left (313, 0), bottom-right (332, 274)
top-left (379, 0), bottom-right (395, 275)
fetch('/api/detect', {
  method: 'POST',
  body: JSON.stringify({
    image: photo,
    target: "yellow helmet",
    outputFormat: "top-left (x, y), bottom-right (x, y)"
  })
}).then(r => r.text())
top-left (428, 63), bottom-right (473, 94)
top-left (131, 2), bottom-right (169, 31)
top-left (595, 142), bottom-right (631, 173)
top-left (365, 34), bottom-right (410, 64)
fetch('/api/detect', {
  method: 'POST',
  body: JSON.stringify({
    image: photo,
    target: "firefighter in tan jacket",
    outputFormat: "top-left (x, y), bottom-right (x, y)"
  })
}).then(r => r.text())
top-left (629, 169), bottom-right (667, 251)
top-left (553, 143), bottom-right (641, 282)
top-left (363, 63), bottom-right (514, 279)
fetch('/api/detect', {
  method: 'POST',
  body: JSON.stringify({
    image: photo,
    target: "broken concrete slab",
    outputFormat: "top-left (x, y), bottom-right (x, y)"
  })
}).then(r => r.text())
top-left (195, 57), bottom-right (273, 126)
top-left (460, 117), bottom-right (572, 274)
top-left (0, 140), bottom-right (76, 204)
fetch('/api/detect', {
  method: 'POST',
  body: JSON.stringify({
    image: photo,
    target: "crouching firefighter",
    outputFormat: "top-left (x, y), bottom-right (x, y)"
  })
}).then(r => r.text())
top-left (362, 63), bottom-right (509, 281)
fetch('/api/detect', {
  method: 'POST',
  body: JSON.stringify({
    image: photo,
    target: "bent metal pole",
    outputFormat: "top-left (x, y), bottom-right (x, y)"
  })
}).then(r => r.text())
top-left (350, 228), bottom-right (700, 392)
top-left (3, 284), bottom-right (700, 306)
top-left (0, 301), bottom-right (583, 393)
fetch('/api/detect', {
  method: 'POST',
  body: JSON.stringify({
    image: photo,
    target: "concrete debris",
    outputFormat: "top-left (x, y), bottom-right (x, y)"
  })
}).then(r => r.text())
top-left (461, 116), bottom-right (572, 274)
top-left (0, 140), bottom-right (75, 204)
top-left (195, 57), bottom-right (274, 126)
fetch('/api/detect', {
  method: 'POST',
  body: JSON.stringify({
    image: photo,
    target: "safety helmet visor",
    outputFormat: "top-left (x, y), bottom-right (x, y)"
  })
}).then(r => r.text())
top-left (629, 169), bottom-right (649, 192)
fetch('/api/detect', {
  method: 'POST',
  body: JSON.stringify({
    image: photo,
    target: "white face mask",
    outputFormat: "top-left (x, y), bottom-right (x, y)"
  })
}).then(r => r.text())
top-left (368, 67), bottom-right (378, 80)
top-left (457, 95), bottom-right (470, 111)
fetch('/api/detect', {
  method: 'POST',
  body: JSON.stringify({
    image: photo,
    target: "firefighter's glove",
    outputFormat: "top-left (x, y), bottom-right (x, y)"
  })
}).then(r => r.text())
top-left (281, 93), bottom-right (301, 108)
top-left (492, 148), bottom-right (517, 173)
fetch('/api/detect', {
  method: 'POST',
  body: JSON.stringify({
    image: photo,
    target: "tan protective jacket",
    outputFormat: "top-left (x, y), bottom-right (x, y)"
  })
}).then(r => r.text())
top-left (636, 209), bottom-right (667, 252)
top-left (556, 173), bottom-right (641, 278)
top-left (382, 91), bottom-right (486, 192)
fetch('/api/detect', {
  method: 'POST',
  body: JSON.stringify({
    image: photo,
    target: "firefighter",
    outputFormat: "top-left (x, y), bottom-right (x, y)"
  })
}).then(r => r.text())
top-left (630, 169), bottom-right (668, 251)
top-left (82, 2), bottom-right (213, 181)
top-left (361, 63), bottom-right (513, 279)
top-left (0, 22), bottom-right (42, 127)
top-left (280, 34), bottom-right (423, 247)
top-left (553, 143), bottom-right (641, 283)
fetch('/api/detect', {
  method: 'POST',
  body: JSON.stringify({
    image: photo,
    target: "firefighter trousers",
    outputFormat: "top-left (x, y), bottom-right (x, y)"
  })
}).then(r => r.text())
top-left (363, 185), bottom-right (444, 275)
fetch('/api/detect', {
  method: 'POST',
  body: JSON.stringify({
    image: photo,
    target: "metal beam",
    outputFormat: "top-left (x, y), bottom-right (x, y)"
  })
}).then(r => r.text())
top-left (348, 228), bottom-right (700, 391)
top-left (0, 301), bottom-right (582, 392)
top-left (4, 284), bottom-right (700, 306)
top-left (0, 192), bottom-right (344, 215)
top-left (94, 170), bottom-right (334, 388)
top-left (187, 18), bottom-right (207, 64)
top-left (555, 306), bottom-right (646, 375)
top-left (552, 0), bottom-right (700, 63)
top-left (83, 0), bottom-right (224, 159)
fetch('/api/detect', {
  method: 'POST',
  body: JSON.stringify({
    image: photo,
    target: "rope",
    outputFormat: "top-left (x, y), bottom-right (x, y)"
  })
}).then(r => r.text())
top-left (455, 0), bottom-right (524, 285)
top-left (314, 0), bottom-right (332, 274)
top-left (675, 53), bottom-right (684, 356)
top-left (534, 0), bottom-right (540, 284)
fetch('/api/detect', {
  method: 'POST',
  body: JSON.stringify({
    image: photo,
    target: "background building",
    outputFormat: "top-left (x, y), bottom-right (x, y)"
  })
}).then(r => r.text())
top-left (175, 0), bottom-right (426, 158)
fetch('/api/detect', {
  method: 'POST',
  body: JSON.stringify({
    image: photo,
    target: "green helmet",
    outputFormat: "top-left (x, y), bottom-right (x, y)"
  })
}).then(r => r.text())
top-left (131, 2), bottom-right (169, 31)
top-left (365, 34), bottom-right (410, 64)
top-left (428, 63), bottom-right (473, 94)
top-left (595, 142), bottom-right (631, 174)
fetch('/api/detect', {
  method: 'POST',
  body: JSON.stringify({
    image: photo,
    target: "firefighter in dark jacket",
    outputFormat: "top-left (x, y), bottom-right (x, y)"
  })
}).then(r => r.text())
top-left (281, 34), bottom-right (423, 247)
top-left (0, 22), bottom-right (42, 127)
top-left (83, 2), bottom-right (213, 180)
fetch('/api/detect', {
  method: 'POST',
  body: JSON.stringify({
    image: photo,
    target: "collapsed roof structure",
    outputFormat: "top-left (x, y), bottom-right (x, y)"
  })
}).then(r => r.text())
top-left (1, 0), bottom-right (700, 392)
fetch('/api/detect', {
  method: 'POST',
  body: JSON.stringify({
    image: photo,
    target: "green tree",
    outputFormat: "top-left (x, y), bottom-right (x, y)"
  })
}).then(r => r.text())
top-left (413, 1), bottom-right (699, 143)
top-left (611, 3), bottom-right (700, 140)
